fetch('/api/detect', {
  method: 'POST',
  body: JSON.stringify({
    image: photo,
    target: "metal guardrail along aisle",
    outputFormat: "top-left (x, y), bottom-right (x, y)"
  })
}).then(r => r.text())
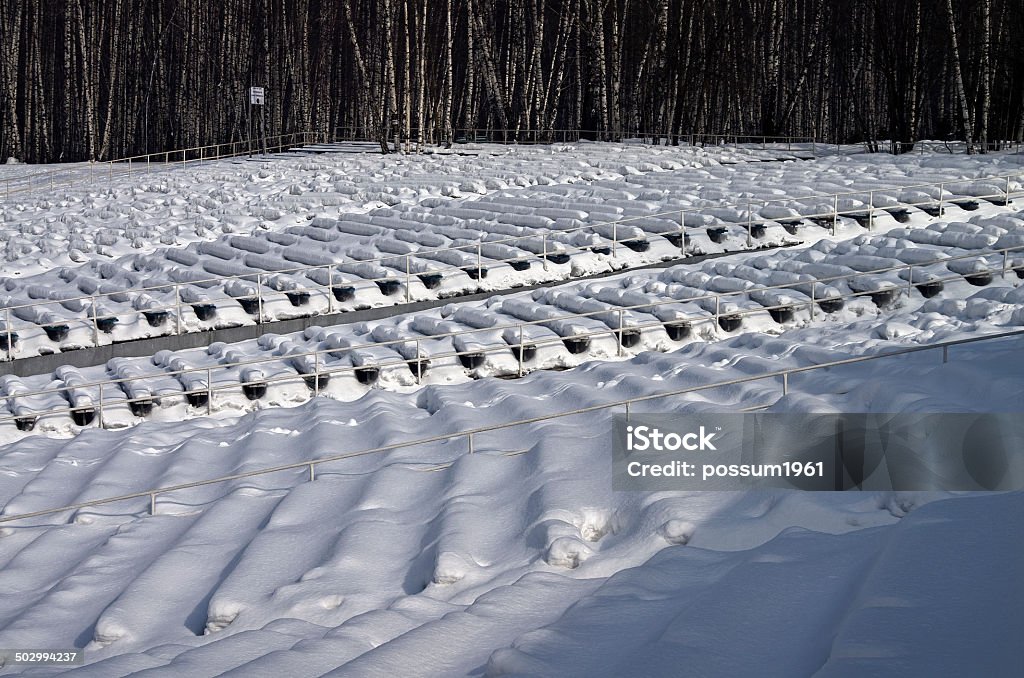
top-left (1, 327), bottom-right (1022, 526)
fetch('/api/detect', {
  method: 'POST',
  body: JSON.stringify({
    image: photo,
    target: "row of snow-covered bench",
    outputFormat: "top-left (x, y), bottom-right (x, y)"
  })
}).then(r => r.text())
top-left (5, 217), bottom-right (1024, 434)
top-left (3, 172), bottom-right (1017, 359)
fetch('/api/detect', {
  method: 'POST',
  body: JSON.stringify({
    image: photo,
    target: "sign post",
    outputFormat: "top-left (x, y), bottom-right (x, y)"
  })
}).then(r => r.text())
top-left (248, 86), bottom-right (267, 158)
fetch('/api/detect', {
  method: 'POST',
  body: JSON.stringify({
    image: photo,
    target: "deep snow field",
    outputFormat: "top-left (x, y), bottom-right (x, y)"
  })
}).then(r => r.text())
top-left (0, 142), bottom-right (1021, 677)
top-left (1, 142), bottom-right (800, 276)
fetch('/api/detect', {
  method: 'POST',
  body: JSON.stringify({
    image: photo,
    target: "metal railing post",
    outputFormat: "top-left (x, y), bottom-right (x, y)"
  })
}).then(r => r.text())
top-left (624, 400), bottom-right (631, 422)
top-left (943, 345), bottom-right (949, 363)
top-left (97, 382), bottom-right (104, 429)
top-left (782, 371), bottom-right (789, 395)
top-left (517, 324), bottom-right (525, 376)
top-left (612, 221), bottom-right (618, 257)
top-left (415, 338), bottom-right (422, 384)
top-left (616, 310), bottom-right (623, 357)
top-left (746, 200), bottom-right (753, 247)
top-left (174, 284), bottom-right (182, 334)
top-left (405, 255), bottom-right (412, 303)
top-left (326, 266), bottom-right (335, 314)
top-left (3, 307), bottom-right (12, 358)
top-left (468, 432), bottom-right (475, 454)
top-left (1003, 250), bottom-right (1008, 279)
top-left (542, 232), bottom-right (549, 271)
top-left (832, 193), bottom-right (838, 234)
top-left (91, 298), bottom-right (100, 347)
top-left (937, 182), bottom-right (944, 215)
top-left (256, 273), bottom-right (263, 323)
top-left (679, 210), bottom-right (686, 256)
top-left (868, 190), bottom-right (874, 230)
top-left (810, 285), bottom-right (816, 320)
top-left (195, 368), bottom-right (209, 415)
top-left (150, 493), bottom-right (156, 515)
top-left (314, 358), bottom-right (320, 396)
top-left (477, 242), bottom-right (483, 281)
top-left (309, 463), bottom-right (316, 482)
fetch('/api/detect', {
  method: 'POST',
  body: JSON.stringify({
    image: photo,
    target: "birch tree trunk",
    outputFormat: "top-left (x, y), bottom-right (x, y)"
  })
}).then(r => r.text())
top-left (945, 0), bottom-right (976, 153)
top-left (382, 0), bottom-right (400, 152)
top-left (442, 0), bottom-right (454, 146)
top-left (978, 0), bottom-right (991, 151)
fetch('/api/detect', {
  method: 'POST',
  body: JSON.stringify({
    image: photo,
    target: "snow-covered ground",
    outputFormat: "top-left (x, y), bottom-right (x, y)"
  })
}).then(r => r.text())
top-left (0, 143), bottom-right (1020, 676)
top-left (0, 320), bottom-right (1021, 676)
top-left (0, 142), bottom-right (799, 276)
top-left (2, 143), bottom-right (1022, 359)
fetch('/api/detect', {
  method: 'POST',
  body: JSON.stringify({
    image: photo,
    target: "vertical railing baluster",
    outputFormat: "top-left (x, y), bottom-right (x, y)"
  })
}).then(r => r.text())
top-left (3, 307), bottom-right (12, 358)
top-left (867, 190), bottom-right (874, 231)
top-left (517, 324), bottom-right (525, 376)
top-left (91, 297), bottom-right (99, 347)
top-left (174, 284), bottom-right (182, 335)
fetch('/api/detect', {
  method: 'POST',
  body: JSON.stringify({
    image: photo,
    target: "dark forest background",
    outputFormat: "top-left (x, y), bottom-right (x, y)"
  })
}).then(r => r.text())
top-left (1, 0), bottom-right (1021, 163)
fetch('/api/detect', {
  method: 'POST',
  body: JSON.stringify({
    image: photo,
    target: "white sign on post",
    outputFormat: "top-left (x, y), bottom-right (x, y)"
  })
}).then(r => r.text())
top-left (249, 87), bottom-right (265, 105)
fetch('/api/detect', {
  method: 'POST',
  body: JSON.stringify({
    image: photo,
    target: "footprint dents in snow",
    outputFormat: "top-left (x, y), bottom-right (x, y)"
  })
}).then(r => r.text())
top-left (880, 493), bottom-right (921, 518)
top-left (90, 618), bottom-right (129, 648)
top-left (575, 508), bottom-right (617, 543)
top-left (545, 536), bottom-right (594, 569)
top-left (660, 519), bottom-right (696, 545)
top-left (432, 551), bottom-right (471, 585)
top-left (204, 603), bottom-right (242, 634)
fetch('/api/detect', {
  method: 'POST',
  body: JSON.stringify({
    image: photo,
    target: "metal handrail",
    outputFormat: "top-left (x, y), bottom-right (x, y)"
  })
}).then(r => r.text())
top-left (315, 126), bottom-right (819, 143)
top-left (1, 239), bottom-right (1022, 427)
top-left (2, 326), bottom-right (1021, 525)
top-left (5, 129), bottom-right (1021, 202)
top-left (323, 125), bottom-right (1023, 155)
top-left (2, 129), bottom-right (811, 200)
top-left (1, 132), bottom-right (312, 201)
top-left (2, 170), bottom-right (1020, 357)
